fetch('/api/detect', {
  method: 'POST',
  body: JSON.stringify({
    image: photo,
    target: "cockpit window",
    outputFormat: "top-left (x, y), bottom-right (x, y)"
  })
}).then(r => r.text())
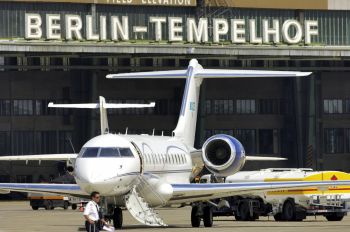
top-left (82, 148), bottom-right (99, 158)
top-left (78, 147), bottom-right (134, 158)
top-left (99, 148), bottom-right (120, 158)
top-left (119, 148), bottom-right (134, 157)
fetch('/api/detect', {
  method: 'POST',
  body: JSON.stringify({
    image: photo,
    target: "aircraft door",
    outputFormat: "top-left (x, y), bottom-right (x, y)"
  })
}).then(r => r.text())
top-left (131, 141), bottom-right (144, 174)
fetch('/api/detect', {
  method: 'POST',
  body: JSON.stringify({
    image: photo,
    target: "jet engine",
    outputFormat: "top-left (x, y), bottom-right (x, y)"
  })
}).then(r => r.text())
top-left (202, 134), bottom-right (246, 177)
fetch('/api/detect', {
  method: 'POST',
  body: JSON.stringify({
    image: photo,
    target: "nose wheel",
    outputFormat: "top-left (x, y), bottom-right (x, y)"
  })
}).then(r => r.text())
top-left (113, 207), bottom-right (123, 229)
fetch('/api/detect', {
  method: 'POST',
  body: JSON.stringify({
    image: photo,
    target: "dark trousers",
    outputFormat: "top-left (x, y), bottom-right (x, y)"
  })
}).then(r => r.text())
top-left (85, 221), bottom-right (100, 232)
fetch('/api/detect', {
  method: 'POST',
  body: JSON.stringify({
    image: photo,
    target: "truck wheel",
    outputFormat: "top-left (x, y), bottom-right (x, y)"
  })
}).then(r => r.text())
top-left (325, 214), bottom-right (344, 221)
top-left (63, 201), bottom-right (69, 210)
top-left (203, 206), bottom-right (213, 227)
top-left (32, 206), bottom-right (39, 210)
top-left (71, 204), bottom-right (77, 210)
top-left (191, 206), bottom-right (201, 227)
top-left (44, 200), bottom-right (54, 210)
top-left (282, 200), bottom-right (296, 221)
top-left (113, 207), bottom-right (123, 229)
top-left (239, 201), bottom-right (254, 221)
top-left (234, 214), bottom-right (242, 221)
top-left (273, 213), bottom-right (283, 221)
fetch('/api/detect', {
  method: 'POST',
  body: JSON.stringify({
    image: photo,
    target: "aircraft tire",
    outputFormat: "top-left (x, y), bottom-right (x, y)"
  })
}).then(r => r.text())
top-left (191, 206), bottom-right (201, 227)
top-left (113, 207), bottom-right (123, 229)
top-left (203, 206), bottom-right (213, 227)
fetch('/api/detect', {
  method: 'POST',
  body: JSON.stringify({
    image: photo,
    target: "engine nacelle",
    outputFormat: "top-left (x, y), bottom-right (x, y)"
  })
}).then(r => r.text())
top-left (202, 134), bottom-right (246, 177)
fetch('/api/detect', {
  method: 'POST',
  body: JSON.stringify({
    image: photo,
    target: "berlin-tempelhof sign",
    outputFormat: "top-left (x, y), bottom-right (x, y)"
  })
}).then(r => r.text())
top-left (25, 13), bottom-right (319, 45)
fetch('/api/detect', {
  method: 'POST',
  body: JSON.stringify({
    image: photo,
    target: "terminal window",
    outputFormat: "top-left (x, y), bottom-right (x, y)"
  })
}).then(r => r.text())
top-left (0, 100), bottom-right (11, 116)
top-left (13, 100), bottom-right (34, 116)
top-left (236, 99), bottom-right (256, 114)
top-left (324, 128), bottom-right (345, 154)
top-left (323, 99), bottom-right (343, 114)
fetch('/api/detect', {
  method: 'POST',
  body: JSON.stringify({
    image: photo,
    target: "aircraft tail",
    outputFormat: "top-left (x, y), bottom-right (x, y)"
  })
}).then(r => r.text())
top-left (107, 59), bottom-right (311, 147)
top-left (48, 96), bottom-right (155, 135)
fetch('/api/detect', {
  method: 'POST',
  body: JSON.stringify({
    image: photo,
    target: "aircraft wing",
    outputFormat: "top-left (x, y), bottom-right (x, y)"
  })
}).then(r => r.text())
top-left (169, 180), bottom-right (350, 204)
top-left (0, 183), bottom-right (87, 197)
top-left (0, 154), bottom-right (77, 161)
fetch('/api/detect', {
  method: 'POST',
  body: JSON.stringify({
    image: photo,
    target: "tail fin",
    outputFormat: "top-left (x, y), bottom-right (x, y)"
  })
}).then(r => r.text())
top-left (107, 59), bottom-right (311, 147)
top-left (172, 59), bottom-right (203, 147)
top-left (48, 96), bottom-right (155, 135)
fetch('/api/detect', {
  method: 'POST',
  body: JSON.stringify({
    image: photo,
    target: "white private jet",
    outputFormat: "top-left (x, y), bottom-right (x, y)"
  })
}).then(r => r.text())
top-left (1, 59), bottom-right (349, 228)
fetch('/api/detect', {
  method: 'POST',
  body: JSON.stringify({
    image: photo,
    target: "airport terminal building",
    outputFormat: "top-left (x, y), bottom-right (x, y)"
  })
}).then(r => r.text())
top-left (1, 0), bottom-right (350, 185)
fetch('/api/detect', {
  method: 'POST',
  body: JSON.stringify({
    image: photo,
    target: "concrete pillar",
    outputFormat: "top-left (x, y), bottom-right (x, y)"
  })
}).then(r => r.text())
top-left (196, 81), bottom-right (207, 148)
top-left (294, 77), bottom-right (304, 168)
top-left (89, 59), bottom-right (99, 137)
top-left (306, 75), bottom-right (317, 169)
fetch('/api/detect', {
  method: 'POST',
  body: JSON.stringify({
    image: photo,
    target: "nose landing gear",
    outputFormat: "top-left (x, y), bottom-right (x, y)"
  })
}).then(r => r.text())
top-left (113, 207), bottom-right (123, 229)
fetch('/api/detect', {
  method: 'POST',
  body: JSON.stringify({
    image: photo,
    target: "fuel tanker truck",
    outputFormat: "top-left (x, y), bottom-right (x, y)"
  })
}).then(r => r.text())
top-left (198, 168), bottom-right (350, 222)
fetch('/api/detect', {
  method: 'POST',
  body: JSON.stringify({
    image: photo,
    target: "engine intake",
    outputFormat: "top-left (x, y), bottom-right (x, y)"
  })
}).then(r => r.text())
top-left (202, 134), bottom-right (246, 177)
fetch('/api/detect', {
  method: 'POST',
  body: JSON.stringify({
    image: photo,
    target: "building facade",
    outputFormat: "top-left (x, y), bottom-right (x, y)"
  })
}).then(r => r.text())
top-left (0, 0), bottom-right (350, 186)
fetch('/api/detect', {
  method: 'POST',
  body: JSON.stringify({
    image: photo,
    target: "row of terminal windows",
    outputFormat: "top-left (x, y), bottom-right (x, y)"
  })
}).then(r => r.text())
top-left (323, 99), bottom-right (350, 114)
top-left (0, 174), bottom-right (57, 184)
top-left (205, 99), bottom-right (291, 115)
top-left (0, 99), bottom-right (68, 116)
top-left (0, 131), bottom-right (73, 155)
top-left (324, 128), bottom-right (350, 154)
top-left (106, 99), bottom-right (181, 116)
top-left (4, 57), bottom-right (349, 71)
top-left (143, 153), bottom-right (187, 166)
top-left (0, 99), bottom-right (290, 116)
top-left (205, 129), bottom-right (279, 155)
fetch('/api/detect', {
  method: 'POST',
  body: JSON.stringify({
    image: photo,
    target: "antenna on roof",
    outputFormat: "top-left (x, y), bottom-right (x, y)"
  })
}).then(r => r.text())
top-left (161, 131), bottom-right (164, 136)
top-left (152, 129), bottom-right (155, 136)
top-left (125, 127), bottom-right (128, 135)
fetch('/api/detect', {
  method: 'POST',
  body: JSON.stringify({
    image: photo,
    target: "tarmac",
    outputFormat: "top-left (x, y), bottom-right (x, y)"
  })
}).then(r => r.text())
top-left (0, 201), bottom-right (349, 232)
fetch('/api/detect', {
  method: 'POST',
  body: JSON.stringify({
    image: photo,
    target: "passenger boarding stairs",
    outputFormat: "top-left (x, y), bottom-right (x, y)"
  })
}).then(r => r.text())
top-left (124, 176), bottom-right (167, 227)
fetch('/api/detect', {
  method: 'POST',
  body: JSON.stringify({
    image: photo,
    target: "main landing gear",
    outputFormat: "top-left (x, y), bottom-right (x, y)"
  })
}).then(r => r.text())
top-left (191, 205), bottom-right (213, 227)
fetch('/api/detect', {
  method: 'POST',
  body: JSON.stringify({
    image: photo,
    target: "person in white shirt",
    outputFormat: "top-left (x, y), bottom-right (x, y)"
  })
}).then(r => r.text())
top-left (83, 191), bottom-right (109, 232)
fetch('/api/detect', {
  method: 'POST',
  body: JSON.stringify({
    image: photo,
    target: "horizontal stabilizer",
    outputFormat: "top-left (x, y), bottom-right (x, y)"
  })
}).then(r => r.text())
top-left (0, 154), bottom-right (77, 161)
top-left (196, 69), bottom-right (312, 78)
top-left (246, 156), bottom-right (287, 161)
top-left (107, 61), bottom-right (312, 80)
top-left (48, 102), bottom-right (155, 109)
top-left (106, 70), bottom-right (187, 79)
